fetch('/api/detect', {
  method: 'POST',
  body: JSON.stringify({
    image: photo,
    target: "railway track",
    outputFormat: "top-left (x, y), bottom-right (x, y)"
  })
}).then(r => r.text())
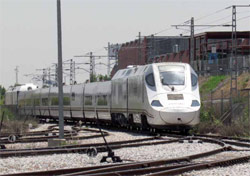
top-left (0, 126), bottom-right (109, 144)
top-left (0, 124), bottom-right (249, 175)
top-left (2, 143), bottom-right (248, 176)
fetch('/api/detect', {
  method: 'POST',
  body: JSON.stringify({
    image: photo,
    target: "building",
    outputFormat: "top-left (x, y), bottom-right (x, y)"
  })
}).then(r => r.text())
top-left (111, 31), bottom-right (250, 76)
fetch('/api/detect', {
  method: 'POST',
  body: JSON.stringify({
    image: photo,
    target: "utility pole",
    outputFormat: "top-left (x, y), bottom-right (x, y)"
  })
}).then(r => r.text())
top-left (57, 0), bottom-right (64, 139)
top-left (74, 53), bottom-right (115, 81)
top-left (48, 68), bottom-right (51, 86)
top-left (73, 61), bottom-right (76, 84)
top-left (190, 17), bottom-right (195, 69)
top-left (172, 18), bottom-right (231, 70)
top-left (115, 44), bottom-right (119, 66)
top-left (108, 42), bottom-right (110, 76)
top-left (14, 66), bottom-right (19, 85)
top-left (152, 35), bottom-right (155, 62)
top-left (70, 59), bottom-right (73, 85)
top-left (138, 32), bottom-right (141, 65)
top-left (54, 64), bottom-right (58, 86)
top-left (228, 4), bottom-right (250, 122)
top-left (42, 69), bottom-right (46, 86)
top-left (230, 5), bottom-right (237, 123)
top-left (90, 52), bottom-right (93, 82)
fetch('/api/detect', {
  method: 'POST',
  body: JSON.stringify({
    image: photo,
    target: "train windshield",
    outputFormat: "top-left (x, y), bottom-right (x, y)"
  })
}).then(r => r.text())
top-left (158, 65), bottom-right (185, 86)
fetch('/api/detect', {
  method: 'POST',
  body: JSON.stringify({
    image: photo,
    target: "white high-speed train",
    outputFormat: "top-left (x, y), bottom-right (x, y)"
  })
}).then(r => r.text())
top-left (5, 62), bottom-right (200, 132)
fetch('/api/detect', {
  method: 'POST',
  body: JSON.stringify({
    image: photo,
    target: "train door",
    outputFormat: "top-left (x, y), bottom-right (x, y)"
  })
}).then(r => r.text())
top-left (70, 84), bottom-right (84, 120)
top-left (63, 85), bottom-right (72, 120)
top-left (96, 81), bottom-right (111, 122)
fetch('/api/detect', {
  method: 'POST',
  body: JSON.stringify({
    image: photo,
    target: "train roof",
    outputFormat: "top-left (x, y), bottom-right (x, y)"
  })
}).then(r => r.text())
top-left (7, 83), bottom-right (38, 92)
top-left (112, 62), bottom-right (190, 80)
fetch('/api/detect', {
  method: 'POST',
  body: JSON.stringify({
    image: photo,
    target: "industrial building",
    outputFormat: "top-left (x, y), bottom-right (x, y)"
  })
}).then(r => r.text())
top-left (111, 31), bottom-right (250, 76)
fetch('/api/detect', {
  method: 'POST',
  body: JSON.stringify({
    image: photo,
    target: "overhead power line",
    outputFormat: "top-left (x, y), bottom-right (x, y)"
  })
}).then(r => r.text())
top-left (195, 7), bottom-right (230, 22)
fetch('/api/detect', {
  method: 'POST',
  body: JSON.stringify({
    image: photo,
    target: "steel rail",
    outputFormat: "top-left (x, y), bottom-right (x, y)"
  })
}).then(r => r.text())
top-left (195, 134), bottom-right (250, 143)
top-left (0, 138), bottom-right (179, 158)
top-left (60, 146), bottom-right (230, 176)
top-left (0, 129), bottom-right (54, 138)
top-left (0, 163), bottom-right (127, 176)
top-left (0, 127), bottom-right (110, 144)
top-left (1, 146), bottom-right (228, 176)
top-left (0, 137), bottom-right (158, 153)
top-left (0, 131), bottom-right (78, 144)
top-left (147, 155), bottom-right (250, 176)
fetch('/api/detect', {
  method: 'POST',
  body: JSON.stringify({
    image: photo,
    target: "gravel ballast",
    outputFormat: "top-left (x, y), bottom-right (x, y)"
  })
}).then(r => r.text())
top-left (0, 124), bottom-right (249, 175)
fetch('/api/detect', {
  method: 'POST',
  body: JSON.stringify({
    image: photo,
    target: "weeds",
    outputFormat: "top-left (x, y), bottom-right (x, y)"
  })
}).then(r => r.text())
top-left (196, 102), bottom-right (250, 137)
top-left (200, 75), bottom-right (227, 94)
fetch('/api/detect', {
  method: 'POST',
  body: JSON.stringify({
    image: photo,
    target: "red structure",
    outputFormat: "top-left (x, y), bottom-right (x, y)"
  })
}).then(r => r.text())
top-left (111, 37), bottom-right (148, 76)
top-left (111, 31), bottom-right (250, 76)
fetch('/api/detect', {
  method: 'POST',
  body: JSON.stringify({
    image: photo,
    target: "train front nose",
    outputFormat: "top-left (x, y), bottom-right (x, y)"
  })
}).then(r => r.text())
top-left (159, 108), bottom-right (199, 125)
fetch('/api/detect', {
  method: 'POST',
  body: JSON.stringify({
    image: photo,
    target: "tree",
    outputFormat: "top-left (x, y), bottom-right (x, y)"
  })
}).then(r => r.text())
top-left (0, 85), bottom-right (6, 100)
top-left (89, 74), bottom-right (111, 83)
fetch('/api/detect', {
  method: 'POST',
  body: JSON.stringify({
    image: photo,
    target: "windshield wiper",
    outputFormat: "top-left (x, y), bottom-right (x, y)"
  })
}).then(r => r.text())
top-left (161, 78), bottom-right (174, 91)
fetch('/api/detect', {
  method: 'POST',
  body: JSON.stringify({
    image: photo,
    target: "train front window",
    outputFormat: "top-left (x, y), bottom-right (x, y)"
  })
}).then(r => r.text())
top-left (158, 65), bottom-right (185, 86)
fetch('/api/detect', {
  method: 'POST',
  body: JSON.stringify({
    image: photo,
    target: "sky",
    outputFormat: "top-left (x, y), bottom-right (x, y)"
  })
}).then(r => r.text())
top-left (0, 0), bottom-right (250, 88)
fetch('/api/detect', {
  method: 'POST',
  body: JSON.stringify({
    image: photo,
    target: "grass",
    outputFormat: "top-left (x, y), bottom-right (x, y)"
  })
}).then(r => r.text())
top-left (200, 75), bottom-right (227, 94)
top-left (0, 97), bottom-right (39, 134)
top-left (194, 102), bottom-right (250, 137)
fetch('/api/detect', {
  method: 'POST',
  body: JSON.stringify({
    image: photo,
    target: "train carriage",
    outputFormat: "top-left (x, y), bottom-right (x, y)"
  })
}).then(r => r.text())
top-left (70, 84), bottom-right (84, 120)
top-left (24, 90), bottom-right (34, 117)
top-left (5, 63), bottom-right (200, 132)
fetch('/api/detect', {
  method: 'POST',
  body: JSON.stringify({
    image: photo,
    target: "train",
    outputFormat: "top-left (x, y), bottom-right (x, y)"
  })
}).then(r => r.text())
top-left (5, 62), bottom-right (200, 132)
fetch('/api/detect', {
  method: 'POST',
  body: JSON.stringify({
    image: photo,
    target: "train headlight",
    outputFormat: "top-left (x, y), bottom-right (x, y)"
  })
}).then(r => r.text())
top-left (191, 100), bottom-right (200, 107)
top-left (151, 100), bottom-right (163, 107)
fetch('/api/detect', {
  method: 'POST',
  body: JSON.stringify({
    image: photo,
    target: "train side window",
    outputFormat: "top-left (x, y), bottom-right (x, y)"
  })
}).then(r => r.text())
top-left (146, 73), bottom-right (155, 87)
top-left (34, 98), bottom-right (40, 106)
top-left (42, 98), bottom-right (49, 106)
top-left (191, 73), bottom-right (198, 87)
top-left (26, 99), bottom-right (32, 106)
top-left (51, 97), bottom-right (59, 105)
top-left (19, 99), bottom-right (25, 107)
top-left (97, 95), bottom-right (108, 106)
top-left (71, 92), bottom-right (75, 101)
top-left (125, 69), bottom-right (132, 76)
top-left (63, 97), bottom-right (70, 105)
top-left (121, 70), bottom-right (126, 76)
top-left (85, 96), bottom-right (92, 105)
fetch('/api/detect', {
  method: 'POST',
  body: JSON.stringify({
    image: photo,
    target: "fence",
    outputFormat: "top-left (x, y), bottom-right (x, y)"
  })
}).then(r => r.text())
top-left (192, 55), bottom-right (250, 76)
top-left (202, 89), bottom-right (250, 124)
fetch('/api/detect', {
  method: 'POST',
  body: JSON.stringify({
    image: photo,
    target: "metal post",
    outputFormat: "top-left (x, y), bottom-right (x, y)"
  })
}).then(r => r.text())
top-left (73, 61), bottom-right (76, 84)
top-left (70, 59), bottom-right (73, 85)
top-left (93, 56), bottom-right (95, 77)
top-left (230, 5), bottom-right (238, 123)
top-left (48, 68), bottom-right (51, 87)
top-left (248, 91), bottom-right (250, 133)
top-left (138, 32), bottom-right (141, 65)
top-left (152, 35), bottom-right (155, 62)
top-left (115, 43), bottom-right (118, 66)
top-left (15, 66), bottom-right (19, 85)
top-left (210, 91), bottom-right (213, 109)
top-left (108, 42), bottom-right (110, 76)
top-left (42, 68), bottom-right (46, 87)
top-left (55, 64), bottom-right (58, 87)
top-left (190, 17), bottom-right (195, 69)
top-left (90, 52), bottom-right (93, 82)
top-left (221, 90), bottom-right (224, 116)
top-left (57, 0), bottom-right (64, 139)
